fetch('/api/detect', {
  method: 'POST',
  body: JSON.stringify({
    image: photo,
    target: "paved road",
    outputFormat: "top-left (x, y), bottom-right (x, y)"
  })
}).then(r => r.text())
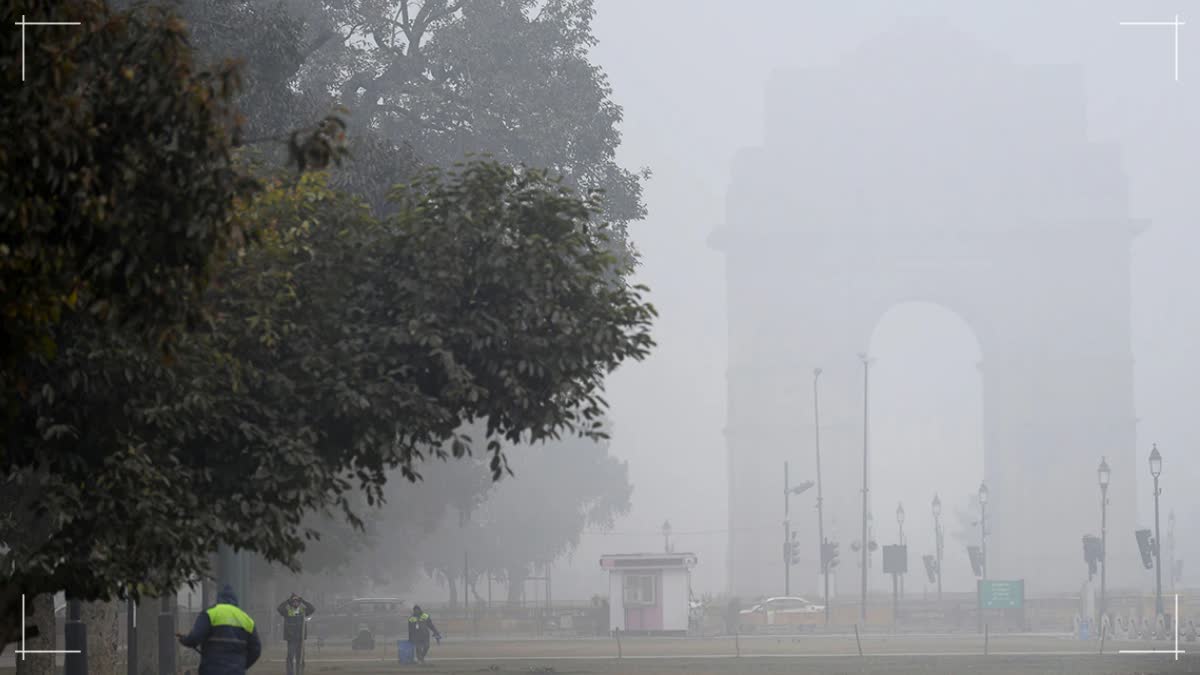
top-left (7, 634), bottom-right (1200, 674)
top-left (262, 634), bottom-right (1200, 674)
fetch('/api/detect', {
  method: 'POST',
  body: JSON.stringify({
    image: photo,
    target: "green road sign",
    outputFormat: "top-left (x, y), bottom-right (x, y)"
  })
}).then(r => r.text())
top-left (979, 580), bottom-right (1024, 609)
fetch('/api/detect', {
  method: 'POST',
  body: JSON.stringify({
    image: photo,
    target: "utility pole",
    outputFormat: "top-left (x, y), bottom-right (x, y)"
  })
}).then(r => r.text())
top-left (859, 353), bottom-right (871, 622)
top-left (813, 367), bottom-right (829, 627)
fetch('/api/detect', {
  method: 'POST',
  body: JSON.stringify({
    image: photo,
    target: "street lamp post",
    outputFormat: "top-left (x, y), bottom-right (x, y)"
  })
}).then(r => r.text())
top-left (813, 367), bottom-right (830, 627)
top-left (859, 353), bottom-right (872, 622)
top-left (1150, 444), bottom-right (1164, 619)
top-left (978, 481), bottom-right (989, 581)
top-left (896, 503), bottom-right (906, 598)
top-left (1098, 457), bottom-right (1110, 624)
top-left (932, 494), bottom-right (943, 602)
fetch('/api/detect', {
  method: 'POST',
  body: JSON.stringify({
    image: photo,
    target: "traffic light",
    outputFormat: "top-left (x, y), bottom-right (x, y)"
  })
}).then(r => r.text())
top-left (1135, 529), bottom-right (1155, 570)
top-left (967, 545), bottom-right (983, 577)
top-left (922, 554), bottom-right (937, 584)
top-left (822, 540), bottom-right (840, 570)
top-left (1082, 535), bottom-right (1103, 579)
top-left (789, 531), bottom-right (801, 566)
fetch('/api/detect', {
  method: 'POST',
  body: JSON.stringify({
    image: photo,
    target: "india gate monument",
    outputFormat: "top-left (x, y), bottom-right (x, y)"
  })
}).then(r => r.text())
top-left (712, 20), bottom-right (1142, 600)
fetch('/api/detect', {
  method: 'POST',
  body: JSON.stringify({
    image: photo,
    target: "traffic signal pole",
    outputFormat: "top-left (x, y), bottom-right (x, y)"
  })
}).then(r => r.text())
top-left (784, 461), bottom-right (791, 597)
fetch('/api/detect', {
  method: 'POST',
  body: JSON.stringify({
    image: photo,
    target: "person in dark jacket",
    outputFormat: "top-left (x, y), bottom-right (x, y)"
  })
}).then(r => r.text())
top-left (406, 605), bottom-right (441, 664)
top-left (276, 593), bottom-right (316, 675)
top-left (178, 585), bottom-right (262, 675)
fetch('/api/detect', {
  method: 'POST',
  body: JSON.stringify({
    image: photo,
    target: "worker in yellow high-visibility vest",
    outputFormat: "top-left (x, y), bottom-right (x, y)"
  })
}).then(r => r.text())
top-left (178, 586), bottom-right (262, 675)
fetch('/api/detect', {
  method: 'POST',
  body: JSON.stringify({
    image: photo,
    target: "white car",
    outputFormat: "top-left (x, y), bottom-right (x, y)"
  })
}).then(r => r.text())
top-left (740, 596), bottom-right (825, 619)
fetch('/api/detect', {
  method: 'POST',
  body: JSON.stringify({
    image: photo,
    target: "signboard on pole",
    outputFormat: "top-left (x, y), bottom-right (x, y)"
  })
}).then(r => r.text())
top-left (979, 580), bottom-right (1024, 609)
top-left (882, 545), bottom-right (907, 575)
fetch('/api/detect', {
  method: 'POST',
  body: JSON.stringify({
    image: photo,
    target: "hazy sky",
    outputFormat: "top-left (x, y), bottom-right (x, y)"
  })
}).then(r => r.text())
top-left (404, 0), bottom-right (1200, 602)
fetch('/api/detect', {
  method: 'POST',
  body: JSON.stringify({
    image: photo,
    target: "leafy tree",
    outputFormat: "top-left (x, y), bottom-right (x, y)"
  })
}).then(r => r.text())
top-left (332, 0), bottom-right (648, 226)
top-left (1, 0), bottom-right (654, 653)
top-left (1, 164), bottom-right (654, 651)
top-left (1, 0), bottom-right (249, 401)
top-left (0, 0), bottom-right (344, 424)
top-left (172, 0), bottom-right (646, 233)
top-left (415, 433), bottom-right (632, 604)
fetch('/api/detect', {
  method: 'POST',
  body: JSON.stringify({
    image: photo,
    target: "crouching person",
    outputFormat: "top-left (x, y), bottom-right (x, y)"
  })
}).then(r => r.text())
top-left (178, 585), bottom-right (262, 675)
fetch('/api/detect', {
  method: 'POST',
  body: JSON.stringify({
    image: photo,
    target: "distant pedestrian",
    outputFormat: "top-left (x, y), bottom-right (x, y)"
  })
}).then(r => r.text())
top-left (406, 605), bottom-right (441, 664)
top-left (277, 593), bottom-right (316, 675)
top-left (178, 585), bottom-right (262, 675)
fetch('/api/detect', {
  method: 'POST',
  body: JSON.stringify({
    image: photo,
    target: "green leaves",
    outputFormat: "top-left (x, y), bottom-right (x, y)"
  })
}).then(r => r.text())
top-left (1, 0), bottom-right (251, 402)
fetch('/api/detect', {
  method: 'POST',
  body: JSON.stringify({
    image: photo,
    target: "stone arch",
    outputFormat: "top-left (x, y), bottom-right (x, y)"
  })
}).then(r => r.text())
top-left (713, 19), bottom-right (1141, 599)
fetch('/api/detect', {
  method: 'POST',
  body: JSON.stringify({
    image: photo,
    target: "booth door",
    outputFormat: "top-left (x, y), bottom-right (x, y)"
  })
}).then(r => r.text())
top-left (623, 572), bottom-right (664, 631)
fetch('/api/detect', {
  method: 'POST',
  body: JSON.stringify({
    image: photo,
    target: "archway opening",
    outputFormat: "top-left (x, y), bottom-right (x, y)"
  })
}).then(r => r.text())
top-left (867, 301), bottom-right (983, 595)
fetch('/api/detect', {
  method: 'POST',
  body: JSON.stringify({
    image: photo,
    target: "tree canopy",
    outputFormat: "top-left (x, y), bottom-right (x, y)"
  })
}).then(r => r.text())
top-left (415, 432), bottom-right (632, 605)
top-left (1, 0), bottom-right (247, 398)
top-left (170, 0), bottom-right (646, 233)
top-left (2, 164), bottom-right (654, 646)
top-left (1, 0), bottom-right (654, 652)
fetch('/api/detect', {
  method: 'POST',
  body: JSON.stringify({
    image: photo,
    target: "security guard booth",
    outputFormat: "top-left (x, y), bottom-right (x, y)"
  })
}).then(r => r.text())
top-left (600, 552), bottom-right (698, 636)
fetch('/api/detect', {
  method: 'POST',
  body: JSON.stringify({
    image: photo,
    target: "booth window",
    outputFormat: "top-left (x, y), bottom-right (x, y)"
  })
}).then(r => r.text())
top-left (623, 574), bottom-right (657, 606)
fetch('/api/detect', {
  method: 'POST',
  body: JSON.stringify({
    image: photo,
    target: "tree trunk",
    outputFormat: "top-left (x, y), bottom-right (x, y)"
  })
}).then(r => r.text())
top-left (134, 597), bottom-right (159, 675)
top-left (83, 600), bottom-right (119, 675)
top-left (15, 594), bottom-right (55, 675)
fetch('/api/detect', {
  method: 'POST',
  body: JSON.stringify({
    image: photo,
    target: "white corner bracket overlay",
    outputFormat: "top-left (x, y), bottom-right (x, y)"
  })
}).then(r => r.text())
top-left (1118, 594), bottom-right (1186, 661)
top-left (1120, 15), bottom-right (1185, 82)
top-left (15, 594), bottom-right (82, 660)
top-left (13, 14), bottom-right (82, 82)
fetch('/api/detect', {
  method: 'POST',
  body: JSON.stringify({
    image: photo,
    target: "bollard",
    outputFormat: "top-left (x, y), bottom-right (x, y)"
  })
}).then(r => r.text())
top-left (984, 623), bottom-right (989, 656)
top-left (65, 598), bottom-right (88, 675)
top-left (127, 598), bottom-right (138, 675)
top-left (734, 629), bottom-right (740, 658)
top-left (614, 628), bottom-right (622, 659)
top-left (159, 596), bottom-right (176, 675)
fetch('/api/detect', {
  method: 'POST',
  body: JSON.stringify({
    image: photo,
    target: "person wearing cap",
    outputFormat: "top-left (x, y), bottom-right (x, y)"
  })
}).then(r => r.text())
top-left (178, 585), bottom-right (262, 675)
top-left (277, 593), bottom-right (316, 675)
top-left (406, 604), bottom-right (441, 664)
